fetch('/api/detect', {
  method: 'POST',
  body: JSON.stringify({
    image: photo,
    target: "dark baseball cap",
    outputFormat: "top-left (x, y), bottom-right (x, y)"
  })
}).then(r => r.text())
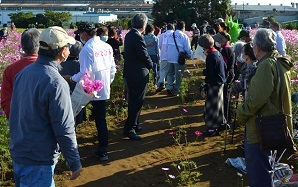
top-left (76, 22), bottom-right (93, 33)
top-left (237, 29), bottom-right (250, 40)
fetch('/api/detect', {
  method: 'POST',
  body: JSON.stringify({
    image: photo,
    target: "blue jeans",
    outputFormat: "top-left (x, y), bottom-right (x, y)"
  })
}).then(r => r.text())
top-left (13, 161), bottom-right (55, 187)
top-left (150, 55), bottom-right (159, 84)
top-left (166, 62), bottom-right (185, 94)
top-left (244, 134), bottom-right (276, 187)
top-left (91, 100), bottom-right (108, 155)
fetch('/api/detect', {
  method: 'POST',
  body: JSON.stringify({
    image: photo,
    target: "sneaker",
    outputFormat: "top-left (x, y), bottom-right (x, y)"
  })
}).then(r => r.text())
top-left (95, 153), bottom-right (109, 161)
top-left (155, 86), bottom-right (165, 93)
top-left (202, 128), bottom-right (220, 137)
top-left (133, 125), bottom-right (142, 132)
top-left (123, 130), bottom-right (142, 140)
top-left (166, 89), bottom-right (178, 97)
top-left (218, 123), bottom-right (230, 131)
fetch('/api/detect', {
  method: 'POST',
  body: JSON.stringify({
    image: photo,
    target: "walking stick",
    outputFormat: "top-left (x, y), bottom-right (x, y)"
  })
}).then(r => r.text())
top-left (230, 94), bottom-right (239, 144)
top-left (223, 89), bottom-right (231, 153)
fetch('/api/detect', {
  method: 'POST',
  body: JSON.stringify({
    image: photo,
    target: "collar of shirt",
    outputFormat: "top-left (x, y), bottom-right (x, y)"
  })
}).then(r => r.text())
top-left (222, 43), bottom-right (231, 48)
top-left (22, 53), bottom-right (38, 60)
top-left (36, 55), bottom-right (61, 71)
top-left (207, 47), bottom-right (217, 53)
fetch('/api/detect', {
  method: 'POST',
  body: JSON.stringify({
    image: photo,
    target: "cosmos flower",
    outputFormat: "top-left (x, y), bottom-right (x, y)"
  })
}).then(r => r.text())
top-left (194, 130), bottom-right (203, 137)
top-left (80, 70), bottom-right (104, 95)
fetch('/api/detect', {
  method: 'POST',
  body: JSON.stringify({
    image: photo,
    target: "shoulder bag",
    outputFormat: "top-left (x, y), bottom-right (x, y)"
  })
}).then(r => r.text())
top-left (256, 60), bottom-right (296, 153)
top-left (173, 32), bottom-right (187, 65)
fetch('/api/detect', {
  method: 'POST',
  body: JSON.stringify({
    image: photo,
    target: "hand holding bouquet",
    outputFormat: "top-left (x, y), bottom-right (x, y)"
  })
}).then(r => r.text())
top-left (71, 70), bottom-right (104, 116)
top-left (80, 70), bottom-right (104, 97)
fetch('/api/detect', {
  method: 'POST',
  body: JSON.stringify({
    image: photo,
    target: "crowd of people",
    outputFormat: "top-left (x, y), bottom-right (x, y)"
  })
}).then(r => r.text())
top-left (0, 14), bottom-right (294, 186)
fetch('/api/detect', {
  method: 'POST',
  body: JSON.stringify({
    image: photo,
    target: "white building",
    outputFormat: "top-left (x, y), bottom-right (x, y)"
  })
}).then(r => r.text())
top-left (72, 12), bottom-right (118, 24)
top-left (233, 3), bottom-right (298, 25)
top-left (0, 8), bottom-right (117, 26)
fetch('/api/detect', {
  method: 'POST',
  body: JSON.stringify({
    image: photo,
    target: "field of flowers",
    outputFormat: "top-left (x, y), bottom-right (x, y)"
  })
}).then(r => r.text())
top-left (1, 28), bottom-right (298, 185)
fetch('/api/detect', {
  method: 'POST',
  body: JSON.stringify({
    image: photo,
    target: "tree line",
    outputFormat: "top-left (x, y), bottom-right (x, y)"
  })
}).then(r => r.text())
top-left (152, 0), bottom-right (233, 28)
top-left (9, 10), bottom-right (72, 28)
top-left (8, 0), bottom-right (233, 29)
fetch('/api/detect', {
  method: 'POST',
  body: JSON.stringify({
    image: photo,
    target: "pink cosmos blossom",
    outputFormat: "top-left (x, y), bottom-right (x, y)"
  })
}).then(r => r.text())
top-left (183, 108), bottom-right (188, 113)
top-left (194, 130), bottom-right (203, 137)
top-left (80, 70), bottom-right (104, 95)
top-left (169, 131), bottom-right (176, 135)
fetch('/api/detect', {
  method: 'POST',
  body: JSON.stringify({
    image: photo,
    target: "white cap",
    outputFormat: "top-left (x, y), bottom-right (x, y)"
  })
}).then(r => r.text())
top-left (39, 26), bottom-right (75, 50)
top-left (191, 23), bottom-right (197, 28)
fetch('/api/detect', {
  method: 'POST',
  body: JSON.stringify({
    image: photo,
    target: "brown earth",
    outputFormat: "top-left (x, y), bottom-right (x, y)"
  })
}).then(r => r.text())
top-left (54, 60), bottom-right (251, 187)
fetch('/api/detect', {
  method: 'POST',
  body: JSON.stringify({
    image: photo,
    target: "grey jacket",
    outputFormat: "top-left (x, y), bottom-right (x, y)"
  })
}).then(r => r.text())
top-left (9, 55), bottom-right (81, 172)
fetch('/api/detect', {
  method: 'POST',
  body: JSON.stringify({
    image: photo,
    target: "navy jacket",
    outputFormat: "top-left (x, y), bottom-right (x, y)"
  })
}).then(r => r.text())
top-left (203, 50), bottom-right (227, 86)
top-left (123, 28), bottom-right (153, 83)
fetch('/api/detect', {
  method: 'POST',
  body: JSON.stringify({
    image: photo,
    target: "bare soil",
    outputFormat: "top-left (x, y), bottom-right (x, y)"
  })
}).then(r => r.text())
top-left (55, 60), bottom-right (250, 187)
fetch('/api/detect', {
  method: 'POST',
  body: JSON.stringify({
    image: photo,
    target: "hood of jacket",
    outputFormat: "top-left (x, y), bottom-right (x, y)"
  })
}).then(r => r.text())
top-left (272, 50), bottom-right (293, 71)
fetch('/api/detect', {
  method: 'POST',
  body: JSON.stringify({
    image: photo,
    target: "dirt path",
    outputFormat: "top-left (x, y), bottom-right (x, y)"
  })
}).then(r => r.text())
top-left (58, 61), bottom-right (248, 187)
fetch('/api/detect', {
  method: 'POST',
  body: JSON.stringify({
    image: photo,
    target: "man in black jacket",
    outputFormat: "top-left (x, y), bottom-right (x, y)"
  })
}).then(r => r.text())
top-left (123, 13), bottom-right (153, 140)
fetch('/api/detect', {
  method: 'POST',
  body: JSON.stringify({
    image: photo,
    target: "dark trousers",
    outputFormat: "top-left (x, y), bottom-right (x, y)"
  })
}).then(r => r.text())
top-left (244, 133), bottom-right (276, 187)
top-left (191, 38), bottom-right (198, 50)
top-left (223, 83), bottom-right (231, 123)
top-left (91, 100), bottom-right (108, 155)
top-left (124, 82), bottom-right (147, 133)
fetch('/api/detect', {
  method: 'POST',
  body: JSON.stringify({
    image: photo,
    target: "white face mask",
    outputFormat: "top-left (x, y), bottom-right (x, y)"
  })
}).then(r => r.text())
top-left (215, 42), bottom-right (221, 48)
top-left (100, 35), bottom-right (108, 42)
top-left (61, 54), bottom-right (67, 62)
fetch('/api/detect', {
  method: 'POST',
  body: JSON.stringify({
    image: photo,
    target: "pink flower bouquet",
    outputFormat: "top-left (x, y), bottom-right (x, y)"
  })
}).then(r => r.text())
top-left (71, 70), bottom-right (104, 116)
top-left (80, 71), bottom-right (104, 97)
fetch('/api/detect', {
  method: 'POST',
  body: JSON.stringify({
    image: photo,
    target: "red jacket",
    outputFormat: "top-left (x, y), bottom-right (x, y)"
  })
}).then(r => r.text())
top-left (1, 54), bottom-right (37, 118)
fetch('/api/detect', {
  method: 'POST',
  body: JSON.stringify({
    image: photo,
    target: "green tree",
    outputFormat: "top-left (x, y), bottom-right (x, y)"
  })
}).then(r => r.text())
top-left (152, 0), bottom-right (232, 28)
top-left (9, 11), bottom-right (72, 28)
top-left (8, 12), bottom-right (35, 28)
top-left (44, 10), bottom-right (72, 27)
